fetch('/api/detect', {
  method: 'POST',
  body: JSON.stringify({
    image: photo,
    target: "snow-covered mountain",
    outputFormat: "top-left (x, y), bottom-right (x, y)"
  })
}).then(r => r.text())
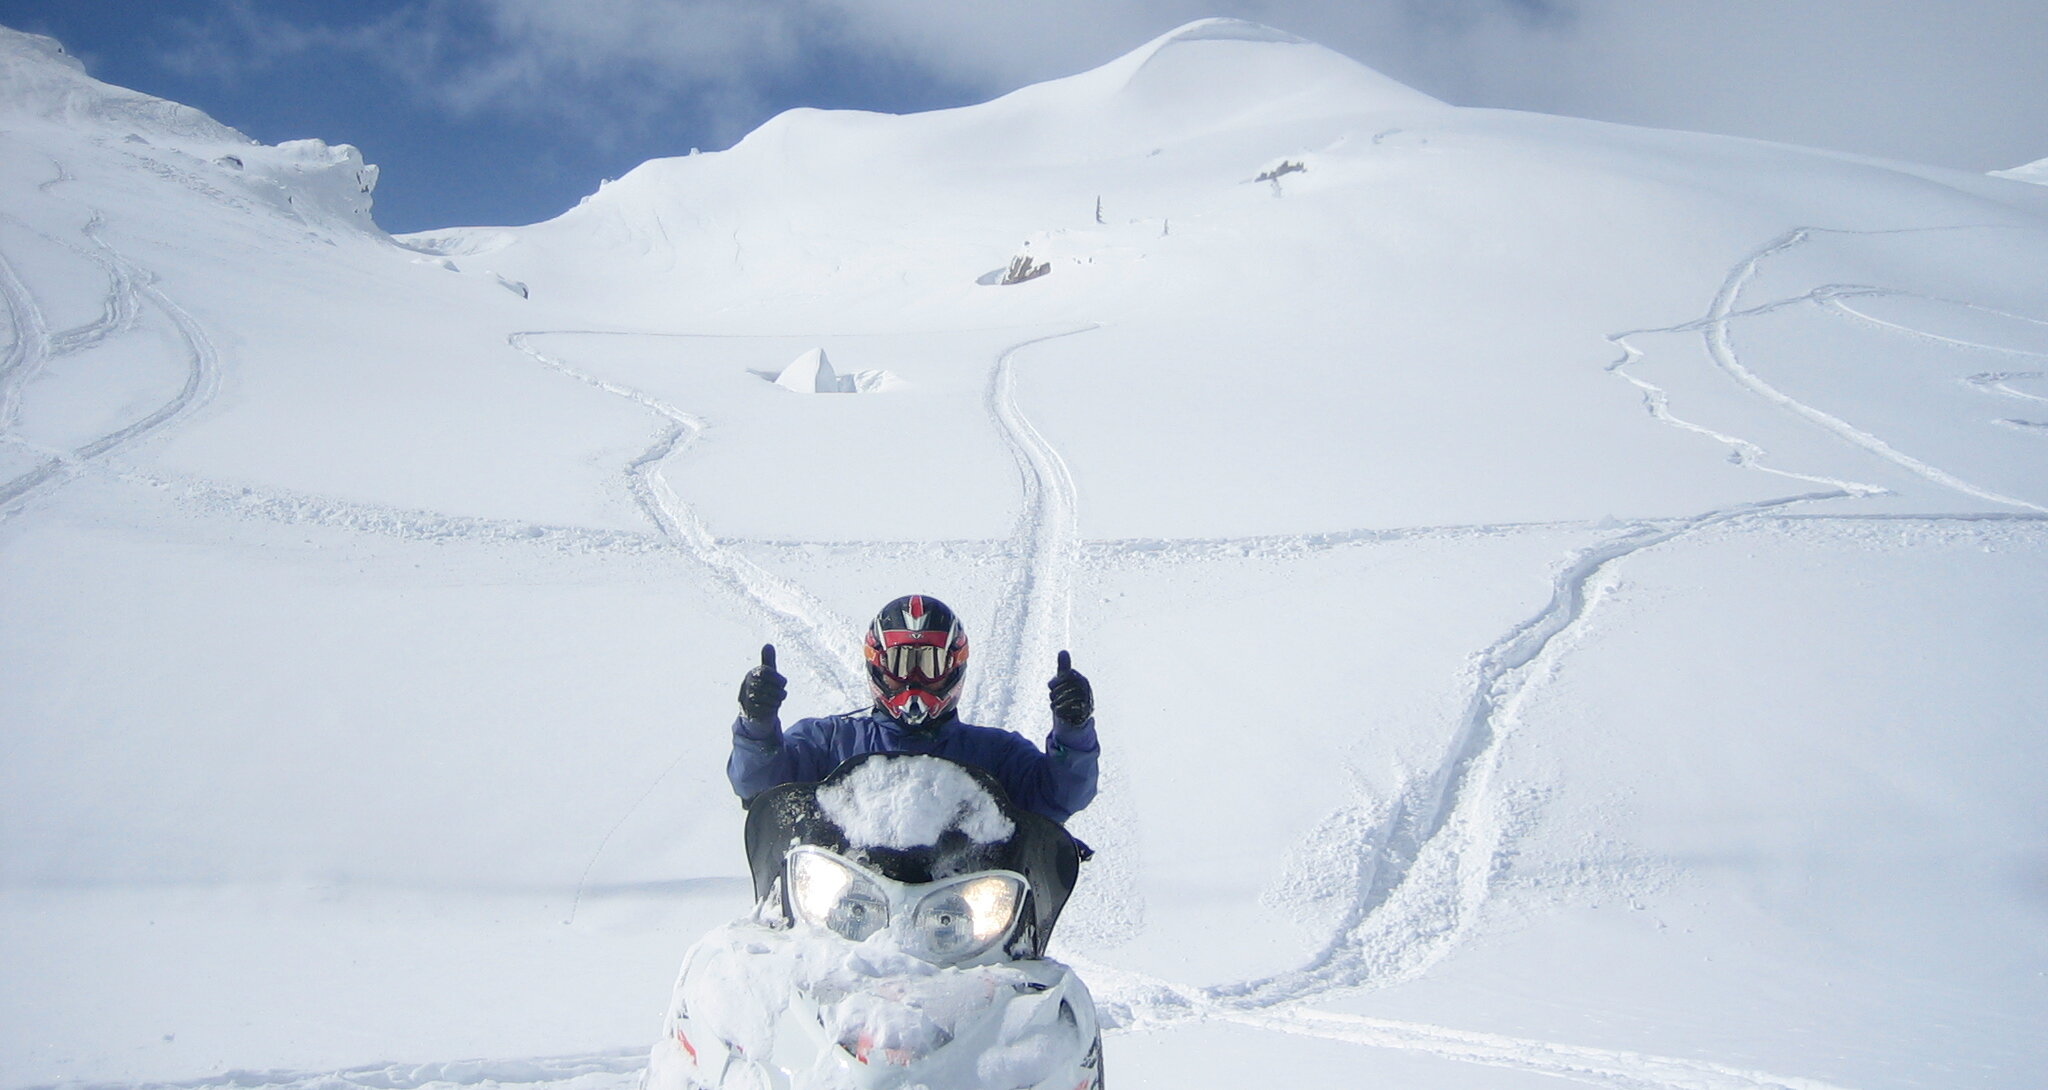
top-left (4, 18), bottom-right (2046, 1090)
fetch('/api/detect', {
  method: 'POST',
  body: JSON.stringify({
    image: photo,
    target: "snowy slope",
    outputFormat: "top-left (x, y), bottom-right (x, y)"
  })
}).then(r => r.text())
top-left (4, 17), bottom-right (2047, 1090)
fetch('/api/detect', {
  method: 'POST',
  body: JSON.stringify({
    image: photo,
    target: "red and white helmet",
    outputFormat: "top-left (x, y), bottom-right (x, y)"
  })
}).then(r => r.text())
top-left (864, 595), bottom-right (969, 727)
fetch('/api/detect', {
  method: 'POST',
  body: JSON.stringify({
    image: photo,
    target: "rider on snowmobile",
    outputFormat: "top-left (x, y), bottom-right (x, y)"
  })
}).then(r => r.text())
top-left (727, 595), bottom-right (1099, 822)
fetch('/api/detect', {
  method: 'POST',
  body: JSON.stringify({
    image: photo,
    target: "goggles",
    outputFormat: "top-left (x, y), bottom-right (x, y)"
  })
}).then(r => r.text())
top-left (880, 642), bottom-right (954, 682)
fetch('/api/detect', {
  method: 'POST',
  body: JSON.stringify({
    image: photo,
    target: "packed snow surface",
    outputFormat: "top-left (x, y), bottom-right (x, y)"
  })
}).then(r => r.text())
top-left (816, 756), bottom-right (1016, 849)
top-left (4, 15), bottom-right (2048, 1090)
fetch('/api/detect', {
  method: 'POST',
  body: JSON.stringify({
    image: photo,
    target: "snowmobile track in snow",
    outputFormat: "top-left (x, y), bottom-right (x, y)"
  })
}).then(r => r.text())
top-left (1178, 495), bottom-right (1851, 1061)
top-left (1065, 222), bottom-right (2048, 1088)
top-left (509, 331), bottom-right (864, 700)
top-left (976, 323), bottom-right (1147, 949)
top-left (975, 323), bottom-right (1097, 727)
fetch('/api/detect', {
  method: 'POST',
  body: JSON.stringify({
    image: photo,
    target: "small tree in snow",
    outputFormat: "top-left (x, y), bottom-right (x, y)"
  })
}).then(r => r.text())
top-left (1002, 252), bottom-right (1050, 285)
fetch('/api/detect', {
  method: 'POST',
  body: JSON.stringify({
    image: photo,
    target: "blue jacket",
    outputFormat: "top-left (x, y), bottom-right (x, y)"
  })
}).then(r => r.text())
top-left (728, 709), bottom-right (1099, 823)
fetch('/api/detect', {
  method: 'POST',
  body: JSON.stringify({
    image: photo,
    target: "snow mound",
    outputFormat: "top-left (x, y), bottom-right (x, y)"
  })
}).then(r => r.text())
top-left (219, 138), bottom-right (381, 225)
top-left (0, 25), bottom-right (379, 229)
top-left (816, 757), bottom-right (1016, 849)
top-left (0, 25), bottom-right (246, 145)
top-left (396, 228), bottom-right (522, 257)
top-left (1990, 156), bottom-right (2048, 186)
top-left (0, 25), bottom-right (83, 73)
top-left (765, 348), bottom-right (899, 394)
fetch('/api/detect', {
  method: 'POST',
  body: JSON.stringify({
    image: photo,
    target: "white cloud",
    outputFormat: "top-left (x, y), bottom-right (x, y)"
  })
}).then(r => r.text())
top-left (167, 0), bottom-right (2048, 171)
top-left (1386, 0), bottom-right (2048, 171)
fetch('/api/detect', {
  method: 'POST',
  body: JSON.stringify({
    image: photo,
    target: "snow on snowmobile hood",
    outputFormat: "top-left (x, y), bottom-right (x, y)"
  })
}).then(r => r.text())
top-left (816, 754), bottom-right (1016, 849)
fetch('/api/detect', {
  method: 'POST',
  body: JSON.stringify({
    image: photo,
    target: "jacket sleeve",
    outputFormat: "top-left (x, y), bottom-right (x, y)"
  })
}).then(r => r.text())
top-left (727, 715), bottom-right (838, 803)
top-left (726, 715), bottom-right (791, 803)
top-left (994, 718), bottom-right (1099, 822)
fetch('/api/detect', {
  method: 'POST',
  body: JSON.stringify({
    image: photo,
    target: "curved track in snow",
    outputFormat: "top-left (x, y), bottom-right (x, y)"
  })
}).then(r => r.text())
top-left (975, 324), bottom-right (1098, 726)
top-left (508, 331), bottom-right (864, 701)
top-left (1067, 221), bottom-right (2048, 1089)
top-left (955, 317), bottom-right (1863, 1090)
top-left (0, 232), bottom-right (54, 434)
top-left (1207, 492), bottom-right (1846, 1012)
top-left (0, 211), bottom-right (218, 519)
top-left (974, 324), bottom-right (1148, 950)
top-left (1607, 224), bottom-right (2048, 513)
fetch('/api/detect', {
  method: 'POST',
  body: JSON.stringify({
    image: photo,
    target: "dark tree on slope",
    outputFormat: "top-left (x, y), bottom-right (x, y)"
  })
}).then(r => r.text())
top-left (1002, 253), bottom-right (1050, 285)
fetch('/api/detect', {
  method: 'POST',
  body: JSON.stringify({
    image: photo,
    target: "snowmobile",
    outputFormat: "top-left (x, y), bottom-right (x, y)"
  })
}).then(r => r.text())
top-left (645, 752), bottom-right (1104, 1090)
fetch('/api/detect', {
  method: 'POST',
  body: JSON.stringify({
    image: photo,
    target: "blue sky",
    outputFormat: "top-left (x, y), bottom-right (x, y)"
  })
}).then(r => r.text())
top-left (5, 1), bottom-right (2045, 234)
top-left (0, 0), bottom-right (990, 231)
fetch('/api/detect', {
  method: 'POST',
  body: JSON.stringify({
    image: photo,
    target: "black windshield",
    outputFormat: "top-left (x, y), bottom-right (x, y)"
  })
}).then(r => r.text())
top-left (743, 753), bottom-right (1083, 956)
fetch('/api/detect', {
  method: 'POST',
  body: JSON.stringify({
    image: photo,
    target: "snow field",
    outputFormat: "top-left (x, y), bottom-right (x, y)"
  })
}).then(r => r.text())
top-left (5, 16), bottom-right (2048, 1090)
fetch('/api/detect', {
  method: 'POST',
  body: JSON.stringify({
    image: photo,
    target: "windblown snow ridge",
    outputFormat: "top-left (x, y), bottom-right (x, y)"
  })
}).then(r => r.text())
top-left (29, 1050), bottom-right (647, 1090)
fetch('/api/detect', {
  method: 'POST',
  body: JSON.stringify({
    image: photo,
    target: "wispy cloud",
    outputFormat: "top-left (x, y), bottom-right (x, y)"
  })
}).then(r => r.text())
top-left (158, 1), bottom-right (818, 152)
top-left (155, 0), bottom-right (2048, 171)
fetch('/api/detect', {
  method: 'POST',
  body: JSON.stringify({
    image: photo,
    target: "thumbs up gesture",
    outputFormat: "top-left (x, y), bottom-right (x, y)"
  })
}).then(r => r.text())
top-left (738, 644), bottom-right (787, 722)
top-left (1047, 650), bottom-right (1093, 726)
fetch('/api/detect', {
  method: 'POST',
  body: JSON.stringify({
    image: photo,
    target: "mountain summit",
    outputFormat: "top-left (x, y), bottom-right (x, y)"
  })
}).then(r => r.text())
top-left (974, 17), bottom-right (1442, 139)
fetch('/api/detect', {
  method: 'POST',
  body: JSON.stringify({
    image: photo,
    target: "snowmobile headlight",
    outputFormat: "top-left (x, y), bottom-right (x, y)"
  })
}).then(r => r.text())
top-left (908, 873), bottom-right (1025, 963)
top-left (789, 848), bottom-right (888, 942)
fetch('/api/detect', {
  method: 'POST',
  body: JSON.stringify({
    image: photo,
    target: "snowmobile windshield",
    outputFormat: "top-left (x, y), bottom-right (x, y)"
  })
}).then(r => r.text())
top-left (744, 753), bottom-right (1082, 958)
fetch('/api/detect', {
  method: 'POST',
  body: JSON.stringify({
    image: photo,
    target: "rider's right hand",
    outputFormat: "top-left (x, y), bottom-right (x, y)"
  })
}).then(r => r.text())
top-left (738, 643), bottom-right (787, 722)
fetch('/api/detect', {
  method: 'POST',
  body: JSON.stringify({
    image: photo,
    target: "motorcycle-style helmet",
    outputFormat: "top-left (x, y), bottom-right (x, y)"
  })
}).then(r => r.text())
top-left (864, 595), bottom-right (969, 728)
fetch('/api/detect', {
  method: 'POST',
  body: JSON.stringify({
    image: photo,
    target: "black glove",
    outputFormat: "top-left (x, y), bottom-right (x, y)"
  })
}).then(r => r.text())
top-left (1047, 650), bottom-right (1093, 725)
top-left (738, 644), bottom-right (787, 722)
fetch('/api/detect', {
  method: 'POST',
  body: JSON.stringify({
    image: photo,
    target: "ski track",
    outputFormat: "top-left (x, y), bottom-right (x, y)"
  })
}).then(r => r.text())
top-left (1609, 224), bottom-right (2048, 514)
top-left (24, 220), bottom-right (2048, 1090)
top-left (1817, 291), bottom-right (2048, 430)
top-left (1823, 292), bottom-right (2048, 361)
top-left (1965, 371), bottom-right (2048, 406)
top-left (0, 226), bottom-right (54, 434)
top-left (0, 204), bottom-right (218, 520)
